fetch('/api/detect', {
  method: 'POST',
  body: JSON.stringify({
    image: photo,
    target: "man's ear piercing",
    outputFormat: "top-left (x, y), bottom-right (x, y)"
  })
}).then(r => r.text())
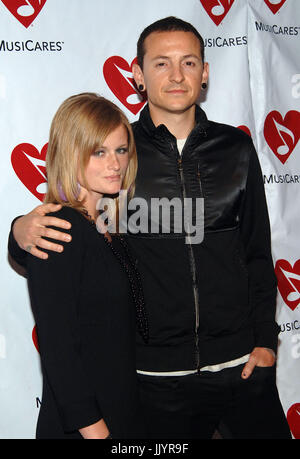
top-left (138, 84), bottom-right (145, 91)
top-left (202, 82), bottom-right (207, 89)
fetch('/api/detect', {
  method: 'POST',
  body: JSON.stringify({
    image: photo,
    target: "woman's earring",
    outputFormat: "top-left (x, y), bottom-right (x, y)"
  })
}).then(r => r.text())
top-left (202, 82), bottom-right (207, 90)
top-left (138, 84), bottom-right (144, 92)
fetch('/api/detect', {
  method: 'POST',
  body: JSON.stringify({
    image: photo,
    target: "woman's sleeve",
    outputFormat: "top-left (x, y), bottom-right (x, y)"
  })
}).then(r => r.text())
top-left (27, 210), bottom-right (102, 433)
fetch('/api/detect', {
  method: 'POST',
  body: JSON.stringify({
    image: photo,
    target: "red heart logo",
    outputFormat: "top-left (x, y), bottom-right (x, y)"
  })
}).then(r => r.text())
top-left (199, 0), bottom-right (235, 26)
top-left (264, 0), bottom-right (287, 15)
top-left (237, 125), bottom-right (251, 137)
top-left (1, 0), bottom-right (47, 28)
top-left (103, 56), bottom-right (147, 115)
top-left (32, 325), bottom-right (39, 353)
top-left (287, 403), bottom-right (300, 439)
top-left (11, 142), bottom-right (48, 202)
top-left (275, 260), bottom-right (300, 311)
top-left (264, 111), bottom-right (300, 164)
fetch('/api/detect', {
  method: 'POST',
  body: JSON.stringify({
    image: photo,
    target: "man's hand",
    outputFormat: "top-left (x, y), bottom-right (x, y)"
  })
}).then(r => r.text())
top-left (13, 203), bottom-right (72, 260)
top-left (241, 347), bottom-right (276, 379)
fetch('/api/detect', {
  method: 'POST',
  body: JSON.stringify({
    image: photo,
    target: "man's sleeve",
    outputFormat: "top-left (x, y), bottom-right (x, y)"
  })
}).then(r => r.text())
top-left (240, 142), bottom-right (280, 353)
top-left (8, 216), bottom-right (27, 267)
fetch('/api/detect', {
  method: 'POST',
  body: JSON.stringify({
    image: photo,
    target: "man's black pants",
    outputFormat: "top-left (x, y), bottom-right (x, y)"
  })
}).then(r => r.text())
top-left (138, 364), bottom-right (292, 439)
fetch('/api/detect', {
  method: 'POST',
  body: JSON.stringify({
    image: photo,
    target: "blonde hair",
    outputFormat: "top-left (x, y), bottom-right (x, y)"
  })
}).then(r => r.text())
top-left (44, 93), bottom-right (137, 215)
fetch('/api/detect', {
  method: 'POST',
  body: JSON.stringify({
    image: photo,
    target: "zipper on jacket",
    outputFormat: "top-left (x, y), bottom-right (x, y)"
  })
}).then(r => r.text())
top-left (197, 162), bottom-right (203, 198)
top-left (176, 152), bottom-right (201, 372)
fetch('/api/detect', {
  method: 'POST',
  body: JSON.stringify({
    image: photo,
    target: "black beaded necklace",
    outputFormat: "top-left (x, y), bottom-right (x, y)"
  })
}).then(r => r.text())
top-left (82, 209), bottom-right (149, 344)
top-left (103, 234), bottom-right (149, 344)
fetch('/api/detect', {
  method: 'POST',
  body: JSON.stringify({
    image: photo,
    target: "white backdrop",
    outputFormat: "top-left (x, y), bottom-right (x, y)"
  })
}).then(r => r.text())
top-left (0, 0), bottom-right (299, 439)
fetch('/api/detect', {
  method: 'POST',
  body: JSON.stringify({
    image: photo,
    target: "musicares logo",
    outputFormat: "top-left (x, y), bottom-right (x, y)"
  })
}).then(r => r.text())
top-left (264, 110), bottom-right (300, 164)
top-left (103, 56), bottom-right (147, 115)
top-left (275, 259), bottom-right (300, 311)
top-left (287, 403), bottom-right (300, 439)
top-left (199, 0), bottom-right (235, 26)
top-left (11, 142), bottom-right (47, 201)
top-left (264, 0), bottom-right (287, 15)
top-left (237, 125), bottom-right (251, 137)
top-left (1, 0), bottom-right (47, 28)
top-left (32, 325), bottom-right (39, 353)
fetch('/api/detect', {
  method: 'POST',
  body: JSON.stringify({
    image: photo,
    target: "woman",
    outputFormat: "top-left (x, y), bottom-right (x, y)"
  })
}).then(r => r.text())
top-left (19, 93), bottom-right (148, 439)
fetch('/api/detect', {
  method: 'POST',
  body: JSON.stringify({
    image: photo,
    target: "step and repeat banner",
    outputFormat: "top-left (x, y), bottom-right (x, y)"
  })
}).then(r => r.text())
top-left (0, 0), bottom-right (299, 439)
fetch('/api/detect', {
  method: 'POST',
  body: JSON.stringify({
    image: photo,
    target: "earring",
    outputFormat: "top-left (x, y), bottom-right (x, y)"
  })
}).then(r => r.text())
top-left (138, 84), bottom-right (144, 92)
top-left (202, 82), bottom-right (207, 89)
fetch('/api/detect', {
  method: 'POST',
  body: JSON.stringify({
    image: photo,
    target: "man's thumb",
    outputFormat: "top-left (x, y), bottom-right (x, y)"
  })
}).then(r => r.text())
top-left (241, 356), bottom-right (256, 379)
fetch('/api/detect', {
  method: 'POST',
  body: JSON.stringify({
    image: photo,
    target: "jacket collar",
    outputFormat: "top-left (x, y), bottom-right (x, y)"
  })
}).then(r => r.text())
top-left (137, 103), bottom-right (210, 140)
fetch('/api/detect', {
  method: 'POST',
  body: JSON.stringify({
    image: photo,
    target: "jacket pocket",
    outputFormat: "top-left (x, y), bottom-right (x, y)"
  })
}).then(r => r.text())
top-left (195, 228), bottom-right (251, 336)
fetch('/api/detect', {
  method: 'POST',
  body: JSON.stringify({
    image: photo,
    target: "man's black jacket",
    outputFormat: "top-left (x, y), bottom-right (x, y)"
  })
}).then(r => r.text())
top-left (128, 104), bottom-right (279, 371)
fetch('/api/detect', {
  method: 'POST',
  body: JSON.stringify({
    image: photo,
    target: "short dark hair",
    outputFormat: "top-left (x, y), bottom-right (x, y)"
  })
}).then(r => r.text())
top-left (137, 16), bottom-right (205, 69)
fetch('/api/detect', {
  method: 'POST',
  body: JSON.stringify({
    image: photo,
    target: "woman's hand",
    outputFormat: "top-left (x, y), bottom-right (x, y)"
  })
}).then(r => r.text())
top-left (79, 418), bottom-right (110, 439)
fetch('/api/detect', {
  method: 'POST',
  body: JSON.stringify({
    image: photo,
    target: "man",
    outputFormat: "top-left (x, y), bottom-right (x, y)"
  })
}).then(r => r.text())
top-left (9, 17), bottom-right (291, 439)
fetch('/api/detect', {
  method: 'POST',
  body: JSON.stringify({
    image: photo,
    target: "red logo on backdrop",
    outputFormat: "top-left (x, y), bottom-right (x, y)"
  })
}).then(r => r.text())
top-left (199, 0), bottom-right (235, 26)
top-left (287, 403), bottom-right (300, 439)
top-left (264, 0), bottom-right (287, 15)
top-left (32, 325), bottom-right (39, 353)
top-left (103, 56), bottom-right (147, 115)
top-left (11, 143), bottom-right (48, 202)
top-left (1, 0), bottom-right (47, 28)
top-left (237, 125), bottom-right (251, 137)
top-left (264, 111), bottom-right (300, 164)
top-left (275, 260), bottom-right (300, 311)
